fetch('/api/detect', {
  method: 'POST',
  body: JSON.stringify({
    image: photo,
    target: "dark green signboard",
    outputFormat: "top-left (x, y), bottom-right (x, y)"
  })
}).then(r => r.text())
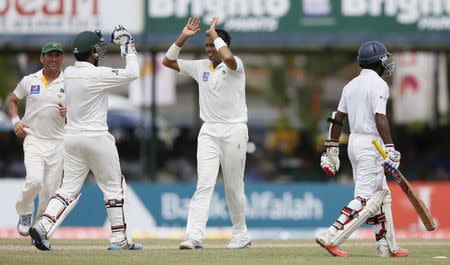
top-left (146, 0), bottom-right (450, 33)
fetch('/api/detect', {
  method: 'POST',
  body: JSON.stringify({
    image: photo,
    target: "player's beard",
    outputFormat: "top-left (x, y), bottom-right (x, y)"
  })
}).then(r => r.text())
top-left (93, 58), bottom-right (99, 66)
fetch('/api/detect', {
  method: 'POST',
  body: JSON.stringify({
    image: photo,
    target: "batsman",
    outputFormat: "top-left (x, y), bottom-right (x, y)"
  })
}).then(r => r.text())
top-left (316, 40), bottom-right (409, 257)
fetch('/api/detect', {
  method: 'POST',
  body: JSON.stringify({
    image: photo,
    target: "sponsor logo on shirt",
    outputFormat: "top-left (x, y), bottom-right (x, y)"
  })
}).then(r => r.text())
top-left (112, 69), bottom-right (119, 76)
top-left (221, 70), bottom-right (226, 74)
top-left (30, 85), bottom-right (40, 94)
top-left (202, 72), bottom-right (209, 82)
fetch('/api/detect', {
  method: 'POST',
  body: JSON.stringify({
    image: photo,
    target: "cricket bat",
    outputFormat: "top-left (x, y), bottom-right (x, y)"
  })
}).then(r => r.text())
top-left (372, 139), bottom-right (436, 231)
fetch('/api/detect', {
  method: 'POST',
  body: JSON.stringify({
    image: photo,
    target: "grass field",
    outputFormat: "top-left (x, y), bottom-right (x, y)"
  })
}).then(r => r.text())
top-left (0, 239), bottom-right (449, 265)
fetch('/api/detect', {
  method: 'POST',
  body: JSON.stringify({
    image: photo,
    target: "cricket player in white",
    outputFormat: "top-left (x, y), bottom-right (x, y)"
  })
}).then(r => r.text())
top-left (316, 41), bottom-right (408, 257)
top-left (7, 42), bottom-right (66, 237)
top-left (163, 17), bottom-right (250, 249)
top-left (29, 26), bottom-right (142, 251)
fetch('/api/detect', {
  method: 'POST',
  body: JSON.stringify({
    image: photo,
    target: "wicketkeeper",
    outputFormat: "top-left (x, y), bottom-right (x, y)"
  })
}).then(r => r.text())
top-left (29, 26), bottom-right (142, 251)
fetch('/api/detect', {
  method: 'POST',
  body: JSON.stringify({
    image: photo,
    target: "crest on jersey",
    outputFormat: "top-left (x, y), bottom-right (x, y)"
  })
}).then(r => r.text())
top-left (30, 85), bottom-right (40, 94)
top-left (202, 72), bottom-right (209, 82)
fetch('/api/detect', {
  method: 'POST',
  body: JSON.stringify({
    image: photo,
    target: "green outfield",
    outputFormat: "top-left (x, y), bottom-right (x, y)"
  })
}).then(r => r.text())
top-left (0, 239), bottom-right (449, 265)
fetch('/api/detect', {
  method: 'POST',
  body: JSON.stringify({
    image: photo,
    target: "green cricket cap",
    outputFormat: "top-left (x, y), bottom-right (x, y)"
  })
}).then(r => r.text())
top-left (42, 41), bottom-right (64, 54)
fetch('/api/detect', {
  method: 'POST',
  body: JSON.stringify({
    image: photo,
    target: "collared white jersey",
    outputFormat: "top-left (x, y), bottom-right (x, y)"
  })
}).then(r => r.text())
top-left (14, 69), bottom-right (65, 140)
top-left (178, 57), bottom-right (247, 123)
top-left (63, 54), bottom-right (139, 132)
top-left (337, 69), bottom-right (389, 135)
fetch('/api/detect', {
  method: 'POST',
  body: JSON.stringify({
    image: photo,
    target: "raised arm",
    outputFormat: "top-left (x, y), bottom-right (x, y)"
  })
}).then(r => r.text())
top-left (206, 17), bottom-right (237, 70)
top-left (162, 17), bottom-right (201, 72)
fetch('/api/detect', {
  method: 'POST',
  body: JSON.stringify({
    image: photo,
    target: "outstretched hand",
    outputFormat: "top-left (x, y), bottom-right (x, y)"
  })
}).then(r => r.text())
top-left (182, 17), bottom-right (201, 37)
top-left (206, 17), bottom-right (219, 40)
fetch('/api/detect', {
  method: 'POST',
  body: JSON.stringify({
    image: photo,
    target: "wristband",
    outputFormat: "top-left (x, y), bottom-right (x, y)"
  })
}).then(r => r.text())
top-left (385, 144), bottom-right (395, 152)
top-left (11, 116), bottom-right (20, 127)
top-left (166, 43), bottom-right (181, 60)
top-left (213, 37), bottom-right (227, 51)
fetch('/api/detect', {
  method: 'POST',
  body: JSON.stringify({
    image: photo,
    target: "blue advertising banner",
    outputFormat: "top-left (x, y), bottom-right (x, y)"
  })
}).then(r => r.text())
top-left (63, 183), bottom-right (354, 228)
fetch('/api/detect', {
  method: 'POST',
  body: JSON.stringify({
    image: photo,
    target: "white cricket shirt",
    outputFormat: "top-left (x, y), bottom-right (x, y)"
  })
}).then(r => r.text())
top-left (337, 69), bottom-right (389, 135)
top-left (14, 69), bottom-right (65, 140)
top-left (64, 54), bottom-right (139, 132)
top-left (178, 57), bottom-right (247, 123)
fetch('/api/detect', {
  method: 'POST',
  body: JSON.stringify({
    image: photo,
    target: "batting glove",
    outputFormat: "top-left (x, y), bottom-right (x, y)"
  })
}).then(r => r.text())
top-left (111, 25), bottom-right (136, 57)
top-left (383, 144), bottom-right (401, 176)
top-left (320, 140), bottom-right (340, 177)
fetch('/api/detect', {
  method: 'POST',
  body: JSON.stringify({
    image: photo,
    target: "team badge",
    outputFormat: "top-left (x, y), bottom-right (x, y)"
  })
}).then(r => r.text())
top-left (202, 72), bottom-right (209, 82)
top-left (30, 85), bottom-right (40, 94)
top-left (222, 70), bottom-right (226, 74)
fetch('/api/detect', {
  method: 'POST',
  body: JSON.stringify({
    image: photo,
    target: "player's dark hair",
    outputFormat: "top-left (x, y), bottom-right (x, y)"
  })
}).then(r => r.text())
top-left (360, 62), bottom-right (377, 70)
top-left (74, 52), bottom-right (90, 62)
top-left (360, 61), bottom-right (384, 76)
top-left (216, 29), bottom-right (231, 46)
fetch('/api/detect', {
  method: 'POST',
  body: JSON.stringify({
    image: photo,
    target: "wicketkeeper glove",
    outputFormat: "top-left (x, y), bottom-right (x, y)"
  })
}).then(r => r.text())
top-left (383, 144), bottom-right (401, 176)
top-left (320, 139), bottom-right (340, 177)
top-left (111, 25), bottom-right (137, 57)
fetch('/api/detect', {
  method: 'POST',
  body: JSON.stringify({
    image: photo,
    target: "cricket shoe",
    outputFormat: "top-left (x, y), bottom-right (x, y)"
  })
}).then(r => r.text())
top-left (179, 237), bottom-right (203, 250)
top-left (227, 236), bottom-right (252, 249)
top-left (29, 223), bottom-right (51, 251)
top-left (108, 239), bottom-right (143, 250)
top-left (17, 213), bottom-right (32, 236)
top-left (377, 245), bottom-right (409, 257)
top-left (315, 231), bottom-right (349, 257)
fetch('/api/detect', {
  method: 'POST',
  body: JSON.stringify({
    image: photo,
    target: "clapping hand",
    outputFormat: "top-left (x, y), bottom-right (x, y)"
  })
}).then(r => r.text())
top-left (206, 17), bottom-right (219, 40)
top-left (182, 17), bottom-right (201, 37)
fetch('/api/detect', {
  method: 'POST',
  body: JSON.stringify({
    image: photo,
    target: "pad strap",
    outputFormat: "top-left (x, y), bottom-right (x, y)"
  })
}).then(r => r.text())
top-left (42, 214), bottom-right (57, 223)
top-left (341, 206), bottom-right (359, 219)
top-left (375, 225), bottom-right (387, 241)
top-left (356, 196), bottom-right (367, 207)
top-left (53, 194), bottom-right (71, 207)
top-left (112, 224), bottom-right (126, 232)
top-left (105, 199), bottom-right (124, 208)
top-left (332, 220), bottom-right (344, 231)
top-left (332, 205), bottom-right (362, 230)
top-left (366, 213), bottom-right (386, 225)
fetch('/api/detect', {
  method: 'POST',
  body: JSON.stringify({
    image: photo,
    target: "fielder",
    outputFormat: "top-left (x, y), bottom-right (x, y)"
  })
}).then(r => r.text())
top-left (6, 42), bottom-right (66, 237)
top-left (316, 40), bottom-right (409, 257)
top-left (29, 26), bottom-right (142, 251)
top-left (162, 17), bottom-right (251, 249)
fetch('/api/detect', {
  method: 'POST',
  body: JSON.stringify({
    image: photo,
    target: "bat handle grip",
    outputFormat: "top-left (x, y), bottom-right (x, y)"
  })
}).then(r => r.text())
top-left (372, 139), bottom-right (388, 159)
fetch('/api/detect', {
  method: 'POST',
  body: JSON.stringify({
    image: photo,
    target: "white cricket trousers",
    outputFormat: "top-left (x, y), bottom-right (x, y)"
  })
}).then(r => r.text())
top-left (186, 122), bottom-right (249, 241)
top-left (56, 131), bottom-right (124, 202)
top-left (16, 135), bottom-right (63, 217)
top-left (42, 131), bottom-right (131, 244)
top-left (347, 133), bottom-right (389, 199)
